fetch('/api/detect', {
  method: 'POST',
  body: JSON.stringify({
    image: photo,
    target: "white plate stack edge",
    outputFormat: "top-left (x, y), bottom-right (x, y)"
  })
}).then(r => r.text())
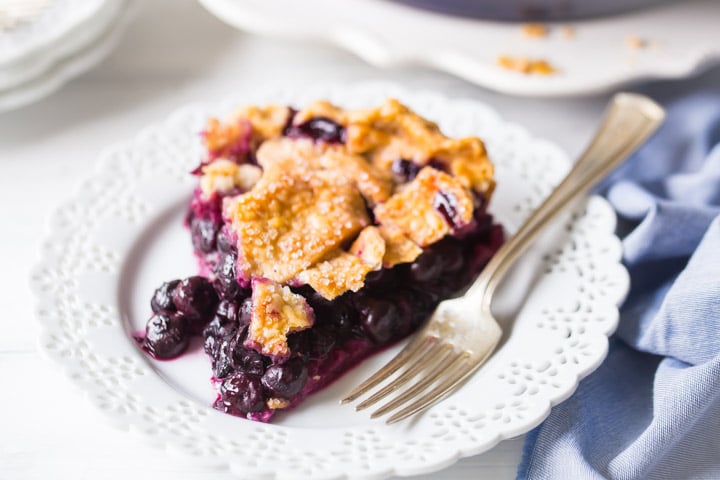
top-left (0, 0), bottom-right (135, 112)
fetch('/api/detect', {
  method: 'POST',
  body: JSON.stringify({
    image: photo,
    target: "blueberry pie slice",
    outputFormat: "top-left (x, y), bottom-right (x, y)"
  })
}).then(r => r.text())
top-left (136, 98), bottom-right (503, 422)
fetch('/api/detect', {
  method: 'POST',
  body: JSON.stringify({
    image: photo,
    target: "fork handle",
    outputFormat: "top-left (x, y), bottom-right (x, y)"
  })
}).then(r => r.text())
top-left (468, 93), bottom-right (665, 309)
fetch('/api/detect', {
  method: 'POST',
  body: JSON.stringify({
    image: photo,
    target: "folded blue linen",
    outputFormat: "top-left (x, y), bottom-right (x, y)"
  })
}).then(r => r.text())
top-left (517, 92), bottom-right (720, 480)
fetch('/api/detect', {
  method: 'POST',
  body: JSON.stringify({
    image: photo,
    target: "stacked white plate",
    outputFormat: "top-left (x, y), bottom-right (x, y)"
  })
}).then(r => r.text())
top-left (0, 0), bottom-right (135, 112)
top-left (199, 0), bottom-right (720, 96)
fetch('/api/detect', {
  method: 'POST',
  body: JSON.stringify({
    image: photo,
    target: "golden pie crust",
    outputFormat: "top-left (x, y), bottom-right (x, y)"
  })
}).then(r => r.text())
top-left (201, 98), bottom-right (495, 305)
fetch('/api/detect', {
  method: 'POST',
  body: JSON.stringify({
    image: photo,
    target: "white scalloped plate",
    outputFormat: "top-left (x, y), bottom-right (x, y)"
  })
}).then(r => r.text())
top-left (31, 83), bottom-right (628, 479)
top-left (198, 0), bottom-right (720, 97)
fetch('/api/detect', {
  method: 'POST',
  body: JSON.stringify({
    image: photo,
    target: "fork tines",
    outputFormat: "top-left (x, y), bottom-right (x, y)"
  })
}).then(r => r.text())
top-left (341, 335), bottom-right (472, 424)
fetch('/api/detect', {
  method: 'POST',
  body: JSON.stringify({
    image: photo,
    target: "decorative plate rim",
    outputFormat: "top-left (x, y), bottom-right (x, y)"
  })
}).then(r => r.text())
top-left (30, 82), bottom-right (628, 479)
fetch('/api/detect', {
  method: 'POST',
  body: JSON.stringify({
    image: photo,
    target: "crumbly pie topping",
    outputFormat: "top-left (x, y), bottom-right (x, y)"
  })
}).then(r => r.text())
top-left (266, 397), bottom-right (291, 410)
top-left (203, 117), bottom-right (252, 159)
top-left (521, 23), bottom-right (549, 38)
top-left (201, 98), bottom-right (494, 305)
top-left (200, 159), bottom-right (262, 197)
top-left (374, 167), bottom-right (474, 246)
top-left (246, 278), bottom-right (314, 358)
top-left (377, 225), bottom-right (423, 267)
top-left (349, 226), bottom-right (386, 270)
top-left (497, 55), bottom-right (558, 75)
top-left (204, 105), bottom-right (291, 156)
top-left (291, 99), bottom-right (495, 195)
top-left (229, 168), bottom-right (369, 284)
top-left (296, 250), bottom-right (375, 300)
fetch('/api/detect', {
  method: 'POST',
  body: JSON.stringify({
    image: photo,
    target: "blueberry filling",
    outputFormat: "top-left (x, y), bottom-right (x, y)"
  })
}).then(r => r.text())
top-left (427, 157), bottom-right (449, 173)
top-left (190, 217), bottom-right (220, 254)
top-left (213, 251), bottom-right (244, 300)
top-left (433, 190), bottom-right (464, 230)
top-left (284, 116), bottom-right (346, 144)
top-left (391, 158), bottom-right (421, 182)
top-left (358, 297), bottom-right (405, 344)
top-left (137, 201), bottom-right (501, 418)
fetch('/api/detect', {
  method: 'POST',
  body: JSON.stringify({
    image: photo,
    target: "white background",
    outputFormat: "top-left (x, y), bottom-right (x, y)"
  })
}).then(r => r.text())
top-left (1, 0), bottom-right (719, 479)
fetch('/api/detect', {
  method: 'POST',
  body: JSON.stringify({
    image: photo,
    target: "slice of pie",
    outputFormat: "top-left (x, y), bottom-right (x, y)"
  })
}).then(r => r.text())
top-left (136, 98), bottom-right (504, 422)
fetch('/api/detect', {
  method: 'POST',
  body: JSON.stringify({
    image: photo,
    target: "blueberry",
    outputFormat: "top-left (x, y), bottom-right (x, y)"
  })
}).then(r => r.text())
top-left (261, 358), bottom-right (308, 399)
top-left (216, 226), bottom-right (237, 254)
top-left (203, 331), bottom-right (221, 359)
top-left (144, 313), bottom-right (188, 359)
top-left (219, 372), bottom-right (266, 414)
top-left (287, 327), bottom-right (335, 359)
top-left (408, 251), bottom-right (445, 284)
top-left (203, 309), bottom-right (242, 360)
top-left (213, 347), bottom-right (235, 380)
top-left (287, 330), bottom-right (312, 357)
top-left (433, 190), bottom-right (464, 230)
top-left (216, 299), bottom-right (240, 323)
top-left (311, 327), bottom-right (336, 358)
top-left (363, 269), bottom-right (398, 291)
top-left (284, 116), bottom-right (346, 144)
top-left (429, 239), bottom-right (465, 273)
top-left (358, 297), bottom-right (401, 344)
top-left (213, 252), bottom-right (241, 299)
top-left (327, 300), bottom-right (356, 342)
top-left (406, 289), bottom-right (437, 327)
top-left (231, 345), bottom-right (268, 377)
top-left (237, 297), bottom-right (253, 327)
top-left (307, 295), bottom-right (356, 344)
top-left (408, 239), bottom-right (465, 285)
top-left (214, 337), bottom-right (235, 379)
top-left (172, 276), bottom-right (219, 334)
top-left (150, 279), bottom-right (180, 314)
top-left (190, 217), bottom-right (220, 254)
top-left (391, 159), bottom-right (420, 182)
top-left (427, 157), bottom-right (449, 173)
top-left (204, 314), bottom-right (239, 343)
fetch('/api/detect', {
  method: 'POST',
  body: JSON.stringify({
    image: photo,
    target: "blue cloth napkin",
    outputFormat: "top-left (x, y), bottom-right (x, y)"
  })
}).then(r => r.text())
top-left (517, 92), bottom-right (720, 480)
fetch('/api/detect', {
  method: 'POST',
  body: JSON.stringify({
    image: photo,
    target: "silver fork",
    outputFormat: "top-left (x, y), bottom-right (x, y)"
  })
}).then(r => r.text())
top-left (341, 92), bottom-right (666, 424)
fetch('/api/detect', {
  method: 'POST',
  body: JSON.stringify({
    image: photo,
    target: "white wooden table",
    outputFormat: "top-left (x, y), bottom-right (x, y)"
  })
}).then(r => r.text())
top-left (1, 1), bottom-right (718, 479)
